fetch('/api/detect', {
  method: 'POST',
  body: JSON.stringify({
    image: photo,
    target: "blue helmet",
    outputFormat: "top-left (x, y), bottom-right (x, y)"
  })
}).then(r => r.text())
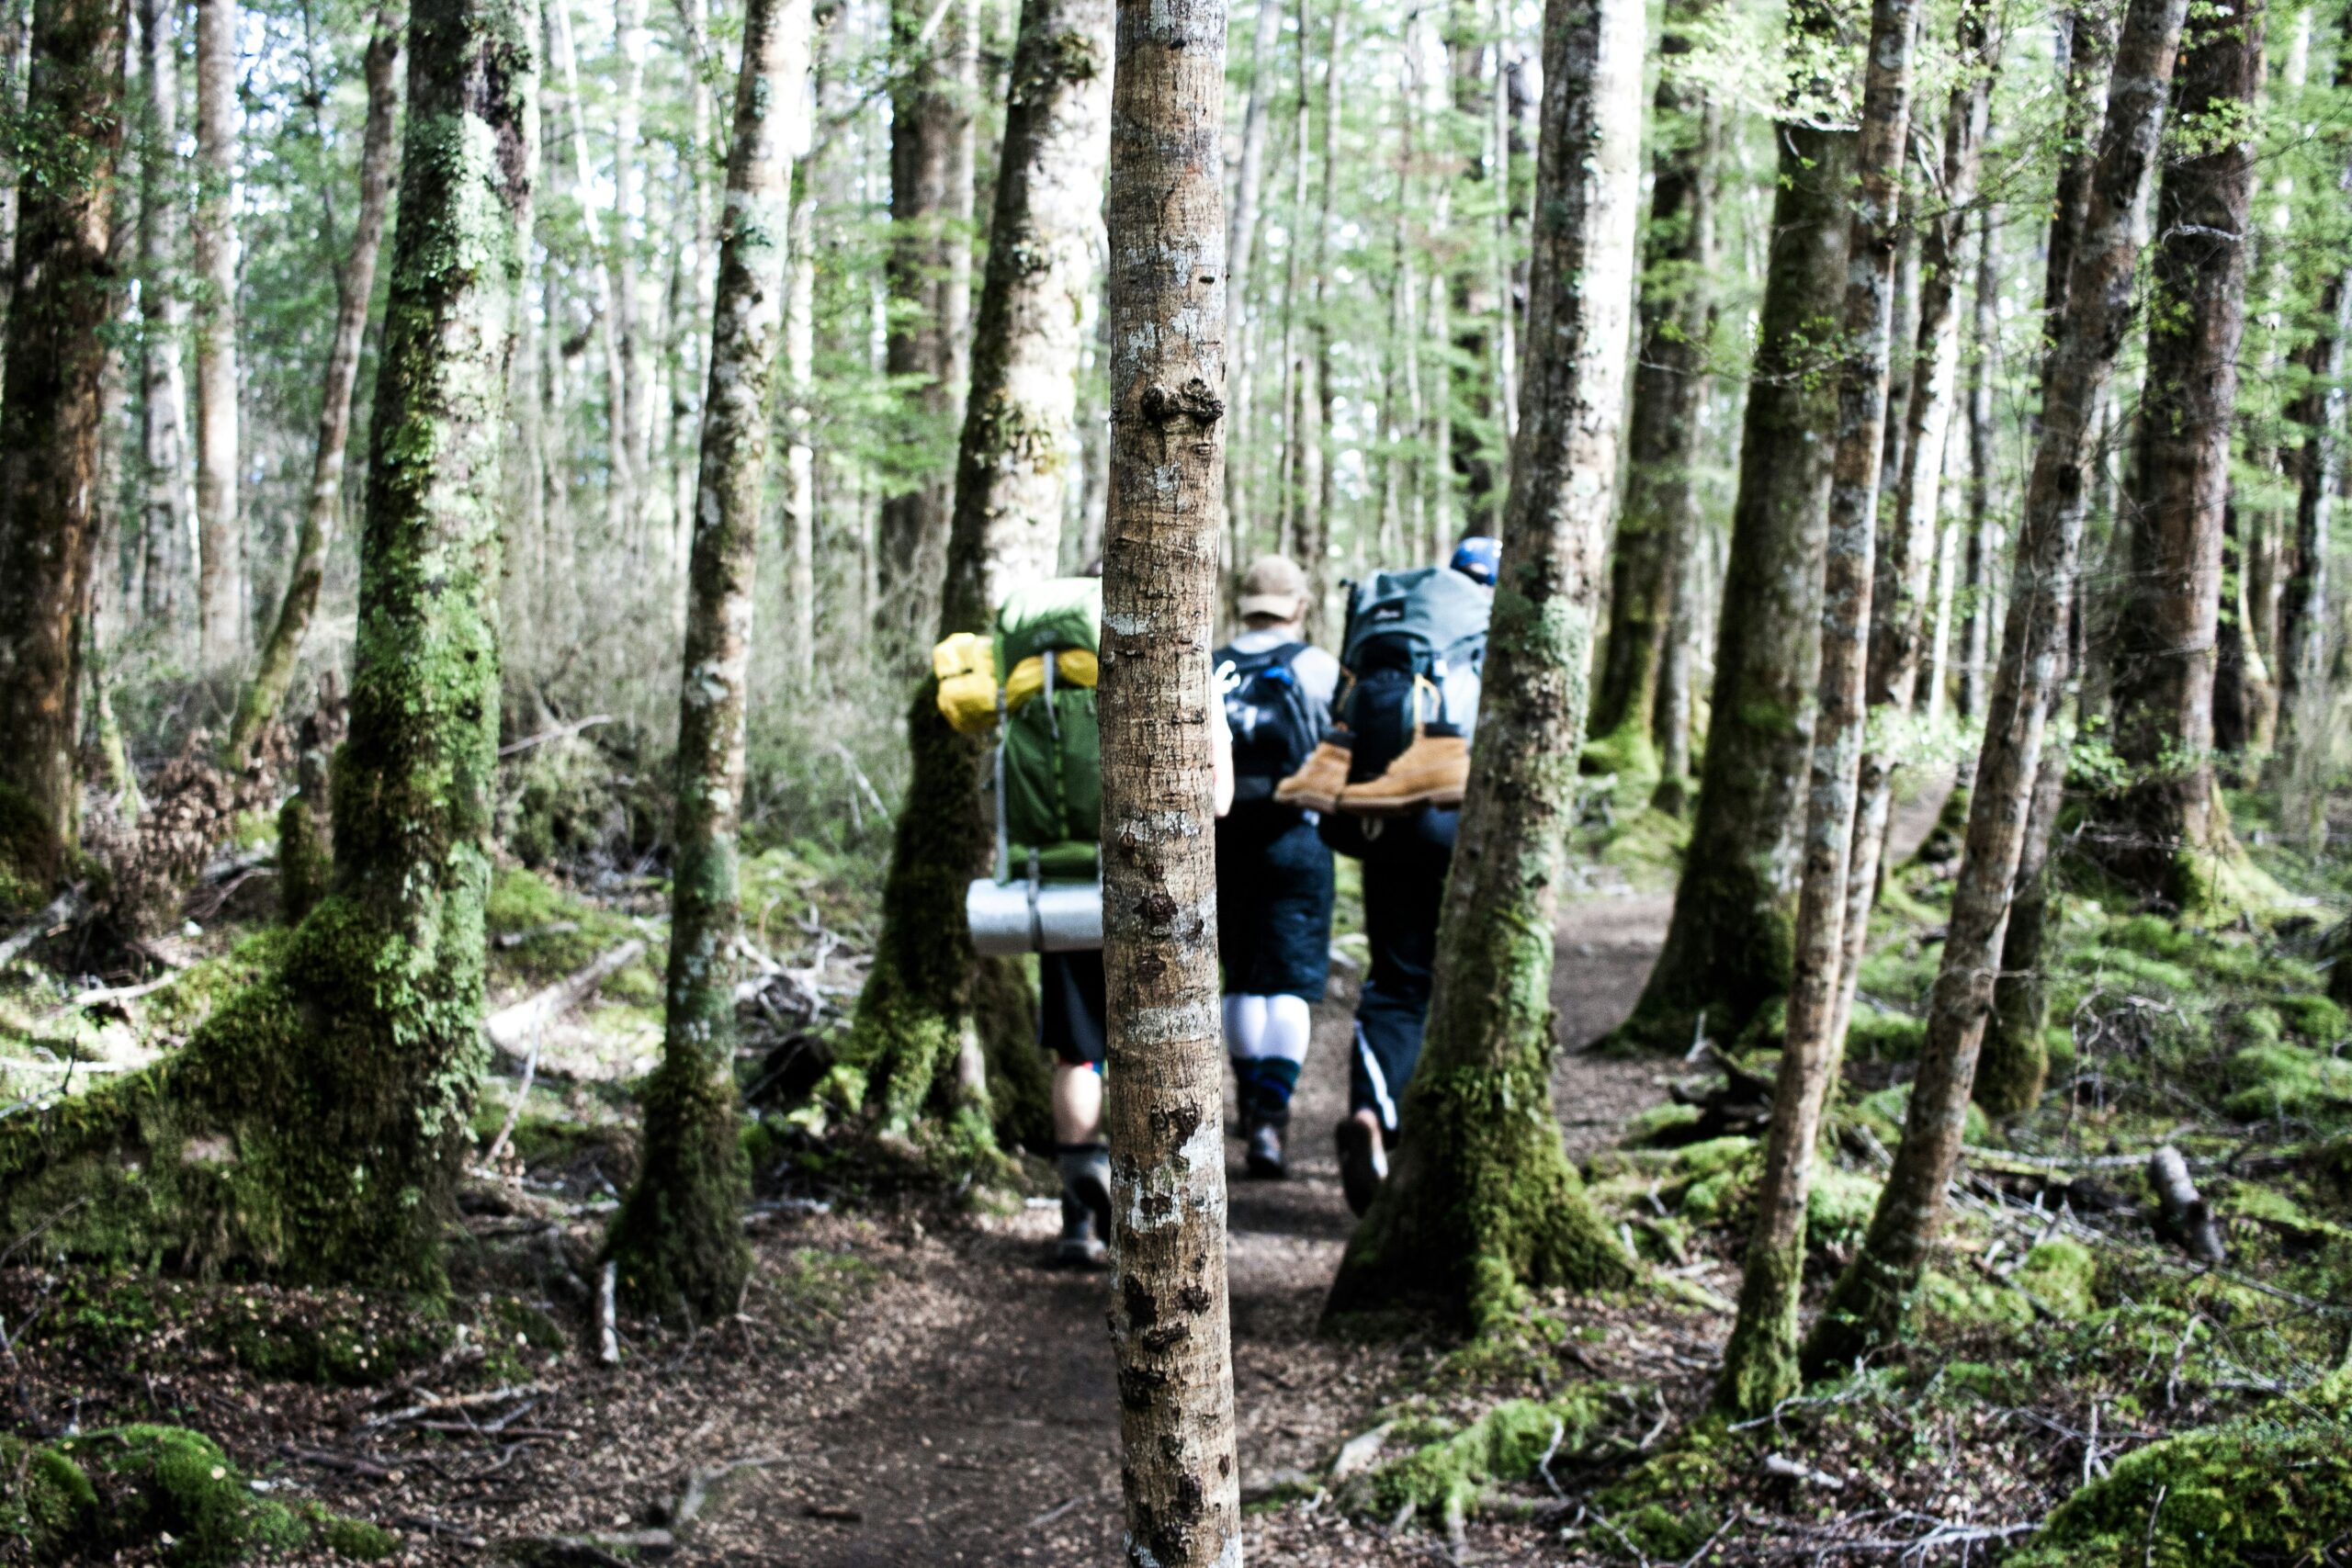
top-left (1450, 536), bottom-right (1501, 586)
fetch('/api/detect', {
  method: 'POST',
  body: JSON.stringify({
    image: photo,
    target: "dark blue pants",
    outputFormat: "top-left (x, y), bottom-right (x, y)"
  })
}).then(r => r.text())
top-left (1349, 811), bottom-right (1455, 1134)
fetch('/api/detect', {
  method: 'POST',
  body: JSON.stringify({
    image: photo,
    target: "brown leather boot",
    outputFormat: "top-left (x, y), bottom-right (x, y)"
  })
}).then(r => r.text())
top-left (1274, 735), bottom-right (1354, 814)
top-left (1339, 729), bottom-right (1470, 817)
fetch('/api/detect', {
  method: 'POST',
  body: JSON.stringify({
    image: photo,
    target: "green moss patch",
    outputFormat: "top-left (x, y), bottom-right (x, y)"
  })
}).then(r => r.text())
top-left (1367, 1386), bottom-right (1622, 1520)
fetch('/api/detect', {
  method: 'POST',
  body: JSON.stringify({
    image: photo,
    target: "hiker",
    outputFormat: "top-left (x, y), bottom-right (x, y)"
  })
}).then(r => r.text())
top-left (940, 568), bottom-right (1231, 1266)
top-left (1213, 555), bottom-right (1342, 1180)
top-left (1276, 536), bottom-right (1498, 1214)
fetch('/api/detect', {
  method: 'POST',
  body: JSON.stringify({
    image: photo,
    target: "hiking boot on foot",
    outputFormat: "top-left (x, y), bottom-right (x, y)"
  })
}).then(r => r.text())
top-left (1273, 735), bottom-right (1354, 815)
top-left (1052, 1145), bottom-right (1114, 1268)
top-left (1245, 1119), bottom-right (1287, 1180)
top-left (1336, 1118), bottom-right (1388, 1216)
top-left (1338, 729), bottom-right (1470, 818)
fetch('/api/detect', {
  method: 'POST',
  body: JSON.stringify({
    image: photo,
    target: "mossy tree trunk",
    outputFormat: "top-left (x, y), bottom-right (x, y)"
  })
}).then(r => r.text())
top-left (0, 0), bottom-right (124, 898)
top-left (1609, 0), bottom-right (1851, 1055)
top-left (1838, 0), bottom-right (1997, 1012)
top-left (226, 4), bottom-right (401, 769)
top-left (607, 0), bottom-right (810, 1325)
top-left (0, 0), bottom-right (536, 1288)
top-left (2086, 0), bottom-right (2264, 912)
top-left (193, 0), bottom-right (242, 671)
top-left (842, 0), bottom-right (1112, 1137)
top-left (1098, 0), bottom-right (1239, 1549)
top-left (1324, 0), bottom-right (1643, 1333)
top-left (1592, 0), bottom-right (1716, 779)
top-left (1717, 0), bottom-right (1917, 1419)
top-left (1804, 0), bottom-right (2186, 1374)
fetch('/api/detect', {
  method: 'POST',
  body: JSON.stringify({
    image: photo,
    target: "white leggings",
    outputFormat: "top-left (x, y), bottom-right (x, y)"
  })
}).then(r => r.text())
top-left (1223, 993), bottom-right (1313, 1066)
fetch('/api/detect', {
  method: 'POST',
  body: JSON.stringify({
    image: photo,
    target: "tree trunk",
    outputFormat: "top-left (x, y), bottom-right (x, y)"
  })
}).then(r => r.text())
top-left (135, 0), bottom-right (192, 634)
top-left (2278, 193), bottom-right (2347, 752)
top-left (1717, 0), bottom-right (1917, 1419)
top-left (1223, 0), bottom-right (1282, 574)
top-left (842, 0), bottom-right (1113, 1132)
top-left (0, 0), bottom-right (123, 894)
top-left (1099, 0), bottom-right (1239, 1551)
top-left (0, 0), bottom-right (26, 338)
top-left (1958, 205), bottom-right (1997, 720)
top-left (613, 0), bottom-right (651, 519)
top-left (2089, 0), bottom-right (2264, 911)
top-left (193, 0), bottom-right (241, 671)
top-left (1975, 6), bottom-right (2114, 1119)
top-left (1838, 4), bottom-right (1996, 1002)
top-left (1611, 0), bottom-right (1850, 1053)
top-left (1299, 0), bottom-right (1342, 634)
top-left (1590, 0), bottom-right (1714, 773)
top-left (548, 0), bottom-right (633, 544)
top-left (783, 183), bottom-right (818, 681)
top-left (1804, 0), bottom-right (2188, 1372)
top-left (877, 0), bottom-right (977, 655)
top-left (608, 0), bottom-right (808, 1322)
top-left (1325, 0), bottom-right (1643, 1331)
top-left (227, 6), bottom-right (401, 767)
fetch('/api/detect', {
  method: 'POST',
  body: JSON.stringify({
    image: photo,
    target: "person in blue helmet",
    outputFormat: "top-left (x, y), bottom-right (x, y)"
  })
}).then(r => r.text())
top-left (1275, 536), bottom-right (1499, 1213)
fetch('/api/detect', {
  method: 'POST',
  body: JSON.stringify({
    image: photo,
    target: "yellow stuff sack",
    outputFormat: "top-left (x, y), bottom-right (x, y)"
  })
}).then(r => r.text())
top-left (933, 633), bottom-right (1000, 735)
top-left (1002, 649), bottom-right (1099, 712)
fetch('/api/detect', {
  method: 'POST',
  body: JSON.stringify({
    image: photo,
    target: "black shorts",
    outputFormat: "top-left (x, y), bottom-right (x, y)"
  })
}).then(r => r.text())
top-left (1216, 807), bottom-right (1336, 999)
top-left (1040, 950), bottom-right (1108, 1066)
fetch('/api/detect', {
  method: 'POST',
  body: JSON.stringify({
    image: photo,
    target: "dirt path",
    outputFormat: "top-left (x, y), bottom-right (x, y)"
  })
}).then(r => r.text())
top-left (478, 775), bottom-right (1958, 1563)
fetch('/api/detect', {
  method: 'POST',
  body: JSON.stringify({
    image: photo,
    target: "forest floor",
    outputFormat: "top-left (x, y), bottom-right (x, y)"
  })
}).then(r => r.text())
top-left (9, 771), bottom-right (2352, 1566)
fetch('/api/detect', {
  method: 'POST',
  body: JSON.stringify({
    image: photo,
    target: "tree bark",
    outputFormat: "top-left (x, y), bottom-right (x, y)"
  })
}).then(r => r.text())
top-left (134, 0), bottom-right (192, 633)
top-left (842, 0), bottom-right (1114, 1133)
top-left (1611, 0), bottom-right (1850, 1053)
top-left (783, 183), bottom-right (818, 681)
top-left (1325, 0), bottom-right (1643, 1331)
top-left (608, 0), bottom-right (808, 1322)
top-left (1717, 0), bottom-right (1917, 1419)
top-left (0, 0), bottom-right (123, 893)
top-left (0, 0), bottom-right (25, 338)
top-left (1804, 0), bottom-right (2188, 1372)
top-left (226, 7), bottom-right (401, 767)
top-left (877, 0), bottom-right (977, 654)
top-left (613, 0), bottom-right (651, 516)
top-left (1300, 0), bottom-right (1342, 635)
top-left (1222, 0), bottom-right (1282, 572)
top-left (1838, 4), bottom-right (1996, 998)
top-left (1099, 0), bottom-right (1238, 1551)
top-left (2279, 231), bottom-right (2346, 754)
top-left (2089, 0), bottom-right (2264, 910)
top-left (193, 0), bottom-right (241, 670)
top-left (1590, 0), bottom-right (1714, 772)
top-left (548, 0), bottom-right (633, 544)
top-left (1958, 205), bottom-right (1997, 720)
top-left (1975, 9), bottom-right (2116, 1117)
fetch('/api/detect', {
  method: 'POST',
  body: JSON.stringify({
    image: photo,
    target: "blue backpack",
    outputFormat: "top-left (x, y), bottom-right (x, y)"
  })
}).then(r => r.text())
top-left (1335, 567), bottom-right (1490, 784)
top-left (1216, 640), bottom-right (1326, 806)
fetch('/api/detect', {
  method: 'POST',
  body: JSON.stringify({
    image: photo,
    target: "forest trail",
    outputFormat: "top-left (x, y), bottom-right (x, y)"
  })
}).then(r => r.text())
top-left (669, 778), bottom-right (1955, 1564)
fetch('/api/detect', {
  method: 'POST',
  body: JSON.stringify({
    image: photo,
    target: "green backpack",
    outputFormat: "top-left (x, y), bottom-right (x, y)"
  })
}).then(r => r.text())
top-left (993, 579), bottom-right (1102, 880)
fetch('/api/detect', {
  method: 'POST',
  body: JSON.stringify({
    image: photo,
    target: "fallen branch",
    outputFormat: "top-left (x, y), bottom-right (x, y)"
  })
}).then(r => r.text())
top-left (498, 714), bottom-right (612, 758)
top-left (598, 1261), bottom-right (620, 1366)
top-left (278, 1442), bottom-right (398, 1480)
top-left (480, 1014), bottom-right (544, 1168)
top-left (2147, 1145), bottom-right (2227, 1263)
top-left (0, 889), bottom-right (87, 968)
top-left (485, 941), bottom-right (646, 1055)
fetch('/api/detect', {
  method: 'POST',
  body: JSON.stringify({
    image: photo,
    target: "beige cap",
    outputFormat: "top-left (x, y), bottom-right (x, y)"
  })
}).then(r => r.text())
top-left (1238, 554), bottom-right (1308, 622)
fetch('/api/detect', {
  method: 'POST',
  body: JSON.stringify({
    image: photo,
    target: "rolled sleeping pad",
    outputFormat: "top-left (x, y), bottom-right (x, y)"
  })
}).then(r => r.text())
top-left (966, 876), bottom-right (1104, 955)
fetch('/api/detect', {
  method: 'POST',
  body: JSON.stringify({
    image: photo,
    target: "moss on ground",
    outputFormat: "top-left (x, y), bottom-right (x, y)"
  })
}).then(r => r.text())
top-left (2008, 1369), bottom-right (2352, 1567)
top-left (3, 1425), bottom-right (394, 1564)
top-left (1366, 1386), bottom-right (1622, 1520)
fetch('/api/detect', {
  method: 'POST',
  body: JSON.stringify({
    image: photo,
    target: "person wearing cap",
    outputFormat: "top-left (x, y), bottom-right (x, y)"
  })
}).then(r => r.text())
top-left (1213, 556), bottom-right (1343, 1179)
top-left (1275, 537), bottom-right (1500, 1213)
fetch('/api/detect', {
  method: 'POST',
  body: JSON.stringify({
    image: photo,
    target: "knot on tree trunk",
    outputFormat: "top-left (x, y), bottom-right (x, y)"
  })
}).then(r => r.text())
top-left (1138, 378), bottom-right (1224, 428)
